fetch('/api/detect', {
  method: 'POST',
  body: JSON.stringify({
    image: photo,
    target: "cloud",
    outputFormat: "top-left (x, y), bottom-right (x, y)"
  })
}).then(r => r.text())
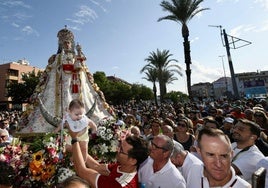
top-left (68, 25), bottom-right (81, 31)
top-left (21, 26), bottom-right (39, 37)
top-left (13, 12), bottom-right (32, 21)
top-left (254, 0), bottom-right (268, 10)
top-left (67, 5), bottom-right (98, 25)
top-left (230, 21), bottom-right (268, 37)
top-left (112, 66), bottom-right (119, 70)
top-left (255, 20), bottom-right (268, 32)
top-left (0, 0), bottom-right (31, 9)
top-left (191, 61), bottom-right (223, 84)
top-left (11, 22), bottom-right (20, 28)
top-left (190, 37), bottom-right (199, 44)
top-left (89, 0), bottom-right (107, 12)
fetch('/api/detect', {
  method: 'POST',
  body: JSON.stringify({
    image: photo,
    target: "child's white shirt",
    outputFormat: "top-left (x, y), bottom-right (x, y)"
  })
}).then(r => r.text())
top-left (63, 114), bottom-right (89, 132)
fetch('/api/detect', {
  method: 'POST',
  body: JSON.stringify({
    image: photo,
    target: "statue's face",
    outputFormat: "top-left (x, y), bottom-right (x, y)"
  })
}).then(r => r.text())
top-left (63, 40), bottom-right (72, 50)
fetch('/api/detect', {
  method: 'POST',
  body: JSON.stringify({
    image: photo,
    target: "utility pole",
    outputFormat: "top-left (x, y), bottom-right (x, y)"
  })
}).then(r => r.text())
top-left (209, 25), bottom-right (251, 100)
top-left (222, 29), bottom-right (239, 99)
top-left (219, 55), bottom-right (228, 93)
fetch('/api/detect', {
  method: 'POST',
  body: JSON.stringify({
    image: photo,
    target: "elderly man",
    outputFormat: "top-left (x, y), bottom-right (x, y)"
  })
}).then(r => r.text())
top-left (138, 135), bottom-right (186, 188)
top-left (187, 128), bottom-right (250, 188)
top-left (231, 119), bottom-right (265, 183)
top-left (69, 128), bottom-right (149, 188)
top-left (170, 142), bottom-right (203, 182)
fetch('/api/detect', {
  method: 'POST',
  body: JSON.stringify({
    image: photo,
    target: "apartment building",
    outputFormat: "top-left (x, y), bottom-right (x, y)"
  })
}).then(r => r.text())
top-left (0, 60), bottom-right (42, 110)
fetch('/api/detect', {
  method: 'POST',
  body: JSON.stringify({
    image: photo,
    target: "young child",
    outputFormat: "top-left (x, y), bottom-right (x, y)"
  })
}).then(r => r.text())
top-left (55, 99), bottom-right (97, 162)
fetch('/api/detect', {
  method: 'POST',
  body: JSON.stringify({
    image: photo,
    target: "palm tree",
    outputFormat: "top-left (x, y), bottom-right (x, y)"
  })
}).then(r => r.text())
top-left (158, 0), bottom-right (209, 100)
top-left (141, 49), bottom-right (182, 103)
top-left (162, 68), bottom-right (182, 95)
top-left (142, 68), bottom-right (159, 106)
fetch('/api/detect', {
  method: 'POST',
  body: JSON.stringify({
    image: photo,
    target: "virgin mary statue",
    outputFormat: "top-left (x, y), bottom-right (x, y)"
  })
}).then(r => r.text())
top-left (18, 27), bottom-right (113, 134)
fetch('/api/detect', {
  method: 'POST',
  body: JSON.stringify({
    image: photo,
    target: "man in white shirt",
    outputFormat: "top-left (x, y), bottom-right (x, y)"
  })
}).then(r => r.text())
top-left (170, 142), bottom-right (203, 182)
top-left (138, 135), bottom-right (186, 188)
top-left (231, 119), bottom-right (265, 183)
top-left (187, 128), bottom-right (250, 188)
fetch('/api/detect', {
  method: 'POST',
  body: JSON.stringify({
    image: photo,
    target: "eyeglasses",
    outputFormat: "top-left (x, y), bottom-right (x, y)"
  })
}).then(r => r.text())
top-left (150, 141), bottom-right (168, 151)
top-left (118, 141), bottom-right (128, 155)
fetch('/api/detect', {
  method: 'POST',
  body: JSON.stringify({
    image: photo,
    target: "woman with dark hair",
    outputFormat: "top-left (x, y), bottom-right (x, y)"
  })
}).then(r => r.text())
top-left (174, 117), bottom-right (195, 151)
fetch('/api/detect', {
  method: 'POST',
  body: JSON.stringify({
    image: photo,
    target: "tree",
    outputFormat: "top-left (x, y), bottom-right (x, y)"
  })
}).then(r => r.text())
top-left (165, 90), bottom-right (189, 104)
top-left (7, 70), bottom-right (41, 103)
top-left (162, 67), bottom-right (182, 95)
top-left (131, 83), bottom-right (154, 102)
top-left (158, 0), bottom-right (209, 100)
top-left (141, 68), bottom-right (158, 106)
top-left (93, 71), bottom-right (109, 89)
top-left (141, 49), bottom-right (182, 103)
top-left (93, 72), bottom-right (153, 105)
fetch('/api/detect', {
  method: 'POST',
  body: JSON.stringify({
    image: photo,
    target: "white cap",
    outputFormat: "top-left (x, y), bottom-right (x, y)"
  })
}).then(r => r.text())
top-left (224, 117), bottom-right (234, 124)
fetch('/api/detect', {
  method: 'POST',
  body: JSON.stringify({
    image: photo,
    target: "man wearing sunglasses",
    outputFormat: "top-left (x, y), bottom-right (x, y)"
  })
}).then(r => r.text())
top-left (138, 135), bottom-right (186, 188)
top-left (68, 127), bottom-right (149, 188)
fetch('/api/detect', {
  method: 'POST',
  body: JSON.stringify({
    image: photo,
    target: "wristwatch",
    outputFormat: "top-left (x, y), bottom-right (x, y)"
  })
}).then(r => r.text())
top-left (71, 138), bottom-right (79, 145)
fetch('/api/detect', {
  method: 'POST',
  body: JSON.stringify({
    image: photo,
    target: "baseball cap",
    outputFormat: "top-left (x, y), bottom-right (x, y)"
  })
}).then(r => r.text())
top-left (224, 117), bottom-right (234, 124)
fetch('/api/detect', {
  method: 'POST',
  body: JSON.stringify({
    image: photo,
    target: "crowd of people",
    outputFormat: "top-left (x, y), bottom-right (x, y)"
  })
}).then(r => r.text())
top-left (1, 98), bottom-right (268, 187)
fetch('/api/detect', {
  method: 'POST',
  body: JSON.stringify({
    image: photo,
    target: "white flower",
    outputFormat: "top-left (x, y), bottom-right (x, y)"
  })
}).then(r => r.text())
top-left (99, 144), bottom-right (108, 154)
top-left (99, 130), bottom-right (106, 138)
top-left (105, 134), bottom-right (113, 140)
top-left (110, 140), bottom-right (118, 152)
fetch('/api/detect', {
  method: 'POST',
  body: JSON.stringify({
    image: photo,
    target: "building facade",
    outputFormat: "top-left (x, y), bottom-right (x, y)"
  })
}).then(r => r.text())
top-left (236, 71), bottom-right (268, 99)
top-left (191, 82), bottom-right (213, 101)
top-left (0, 60), bottom-right (42, 110)
top-left (191, 71), bottom-right (268, 101)
top-left (213, 77), bottom-right (233, 100)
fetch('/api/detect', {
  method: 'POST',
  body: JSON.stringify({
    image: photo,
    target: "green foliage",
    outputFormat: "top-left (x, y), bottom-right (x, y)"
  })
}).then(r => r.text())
top-left (7, 70), bottom-right (41, 103)
top-left (164, 91), bottom-right (189, 104)
top-left (131, 83), bottom-right (154, 101)
top-left (93, 71), bottom-right (109, 89)
top-left (93, 72), bottom-right (153, 105)
top-left (141, 49), bottom-right (182, 103)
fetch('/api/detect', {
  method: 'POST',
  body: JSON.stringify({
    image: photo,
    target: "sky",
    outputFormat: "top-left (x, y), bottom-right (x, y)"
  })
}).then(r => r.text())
top-left (1, 0), bottom-right (268, 95)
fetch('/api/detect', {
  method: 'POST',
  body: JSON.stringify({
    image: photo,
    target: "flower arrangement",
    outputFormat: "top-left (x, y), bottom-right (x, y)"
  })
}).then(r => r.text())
top-left (88, 117), bottom-right (121, 163)
top-left (0, 132), bottom-right (75, 188)
top-left (0, 138), bottom-right (31, 187)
